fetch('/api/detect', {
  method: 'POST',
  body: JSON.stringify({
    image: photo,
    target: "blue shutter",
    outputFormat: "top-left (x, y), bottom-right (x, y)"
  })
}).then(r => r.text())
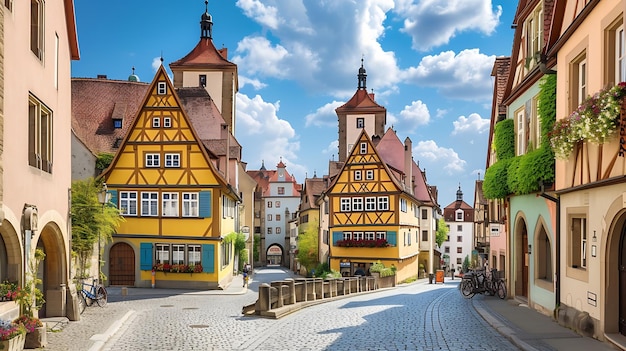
top-left (199, 191), bottom-right (212, 218)
top-left (109, 190), bottom-right (118, 209)
top-left (387, 231), bottom-right (397, 246)
top-left (140, 243), bottom-right (153, 270)
top-left (332, 232), bottom-right (343, 245)
top-left (202, 244), bottom-right (215, 273)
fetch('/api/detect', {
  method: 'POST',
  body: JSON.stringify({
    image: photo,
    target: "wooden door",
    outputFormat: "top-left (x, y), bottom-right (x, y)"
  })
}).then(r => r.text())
top-left (522, 230), bottom-right (528, 297)
top-left (109, 243), bottom-right (135, 286)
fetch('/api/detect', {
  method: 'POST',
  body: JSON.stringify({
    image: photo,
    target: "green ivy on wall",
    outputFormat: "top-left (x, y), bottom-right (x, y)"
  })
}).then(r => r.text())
top-left (494, 119), bottom-right (515, 160)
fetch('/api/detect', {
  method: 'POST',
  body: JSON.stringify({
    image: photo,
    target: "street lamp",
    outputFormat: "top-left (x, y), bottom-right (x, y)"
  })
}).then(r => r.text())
top-left (97, 183), bottom-right (111, 281)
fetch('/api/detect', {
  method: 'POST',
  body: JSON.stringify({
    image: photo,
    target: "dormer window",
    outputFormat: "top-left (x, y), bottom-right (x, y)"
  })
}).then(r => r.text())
top-left (157, 82), bottom-right (167, 95)
top-left (113, 119), bottom-right (122, 129)
top-left (360, 142), bottom-right (367, 154)
top-left (199, 75), bottom-right (207, 87)
top-left (456, 210), bottom-right (464, 221)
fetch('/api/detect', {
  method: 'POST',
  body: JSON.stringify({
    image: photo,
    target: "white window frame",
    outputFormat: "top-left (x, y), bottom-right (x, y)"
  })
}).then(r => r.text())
top-left (376, 232), bottom-right (386, 240)
top-left (155, 244), bottom-right (170, 265)
top-left (353, 232), bottom-right (364, 240)
top-left (164, 117), bottom-right (172, 128)
top-left (365, 232), bottom-right (375, 240)
top-left (360, 142), bottom-right (367, 154)
top-left (354, 170), bottom-right (362, 181)
top-left (120, 191), bottom-right (137, 216)
top-left (146, 153), bottom-right (160, 167)
top-left (340, 198), bottom-right (351, 212)
top-left (366, 170), bottom-right (374, 180)
top-left (516, 109), bottom-right (525, 156)
top-left (187, 245), bottom-right (202, 266)
top-left (365, 197), bottom-right (377, 211)
top-left (162, 192), bottom-right (179, 217)
top-left (172, 244), bottom-right (185, 265)
top-left (617, 25), bottom-right (626, 83)
top-left (578, 58), bottom-right (587, 105)
top-left (400, 198), bottom-right (407, 212)
top-left (141, 192), bottom-right (159, 216)
top-left (343, 232), bottom-right (352, 240)
top-left (356, 118), bottom-right (364, 128)
top-left (165, 153), bottom-right (180, 168)
top-left (157, 82), bottom-right (167, 95)
top-left (377, 196), bottom-right (389, 211)
top-left (182, 192), bottom-right (199, 217)
top-left (352, 197), bottom-right (363, 211)
top-left (152, 117), bottom-right (160, 128)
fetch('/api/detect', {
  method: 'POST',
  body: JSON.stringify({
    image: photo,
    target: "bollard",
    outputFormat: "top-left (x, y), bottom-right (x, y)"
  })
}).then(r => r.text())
top-left (151, 269), bottom-right (156, 288)
top-left (121, 287), bottom-right (128, 296)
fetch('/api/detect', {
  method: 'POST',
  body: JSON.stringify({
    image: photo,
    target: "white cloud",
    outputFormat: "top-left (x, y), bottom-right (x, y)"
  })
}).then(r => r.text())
top-left (323, 140), bottom-right (339, 155)
top-left (399, 100), bottom-right (430, 130)
top-left (413, 140), bottom-right (466, 174)
top-left (404, 49), bottom-right (496, 101)
top-left (235, 0), bottom-right (281, 30)
top-left (305, 101), bottom-right (344, 127)
top-left (239, 75), bottom-right (267, 90)
top-left (232, 36), bottom-right (292, 78)
top-left (436, 109), bottom-right (448, 118)
top-left (452, 113), bottom-right (490, 135)
top-left (151, 57), bottom-right (162, 72)
top-left (395, 0), bottom-right (502, 51)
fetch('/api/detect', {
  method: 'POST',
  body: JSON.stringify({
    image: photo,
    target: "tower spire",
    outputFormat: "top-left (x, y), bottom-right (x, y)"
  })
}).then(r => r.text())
top-left (200, 0), bottom-right (213, 39)
top-left (357, 56), bottom-right (367, 90)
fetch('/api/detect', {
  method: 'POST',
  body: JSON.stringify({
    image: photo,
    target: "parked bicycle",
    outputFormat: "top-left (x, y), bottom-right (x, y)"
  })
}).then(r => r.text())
top-left (76, 278), bottom-right (108, 314)
top-left (459, 268), bottom-right (506, 299)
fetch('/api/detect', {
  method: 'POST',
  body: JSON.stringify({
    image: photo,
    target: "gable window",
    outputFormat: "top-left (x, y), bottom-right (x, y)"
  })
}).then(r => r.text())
top-left (340, 198), bottom-right (351, 212)
top-left (113, 119), bottom-right (122, 129)
top-left (456, 211), bottom-right (463, 221)
top-left (352, 197), bottom-right (363, 211)
top-left (28, 94), bottom-right (53, 173)
top-left (141, 192), bottom-right (159, 216)
top-left (120, 191), bottom-right (137, 216)
top-left (152, 117), bottom-right (160, 128)
top-left (165, 153), bottom-right (180, 168)
top-left (157, 82), bottom-right (167, 95)
top-left (570, 216), bottom-right (587, 269)
top-left (162, 193), bottom-right (179, 217)
top-left (199, 75), bottom-right (207, 87)
top-left (278, 187), bottom-right (285, 195)
top-left (164, 117), bottom-right (172, 128)
top-left (155, 244), bottom-right (170, 265)
top-left (146, 153), bottom-right (160, 167)
top-left (30, 0), bottom-right (44, 59)
top-left (354, 170), bottom-right (362, 181)
top-left (366, 170), bottom-right (374, 180)
top-left (182, 193), bottom-right (198, 217)
top-left (356, 118), bottom-right (364, 128)
top-left (377, 196), bottom-right (389, 211)
top-left (360, 142), bottom-right (367, 154)
top-left (365, 197), bottom-right (376, 211)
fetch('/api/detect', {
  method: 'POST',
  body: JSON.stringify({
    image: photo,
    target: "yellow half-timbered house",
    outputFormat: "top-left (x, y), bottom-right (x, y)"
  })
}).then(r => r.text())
top-left (328, 130), bottom-right (423, 283)
top-left (102, 65), bottom-right (239, 289)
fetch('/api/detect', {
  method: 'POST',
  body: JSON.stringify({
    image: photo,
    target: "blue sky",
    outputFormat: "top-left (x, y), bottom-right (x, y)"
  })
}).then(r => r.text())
top-left (71, 0), bottom-right (516, 209)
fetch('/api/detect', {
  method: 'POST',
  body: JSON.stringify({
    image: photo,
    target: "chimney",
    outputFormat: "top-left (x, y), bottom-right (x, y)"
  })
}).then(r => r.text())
top-left (97, 74), bottom-right (107, 79)
top-left (404, 137), bottom-right (413, 194)
top-left (221, 123), bottom-right (230, 184)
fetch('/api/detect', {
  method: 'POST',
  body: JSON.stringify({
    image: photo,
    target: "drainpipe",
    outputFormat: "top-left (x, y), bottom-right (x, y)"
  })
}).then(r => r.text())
top-left (538, 181), bottom-right (560, 316)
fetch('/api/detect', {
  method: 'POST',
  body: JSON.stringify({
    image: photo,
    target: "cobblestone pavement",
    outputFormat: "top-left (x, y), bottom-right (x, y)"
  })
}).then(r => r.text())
top-left (43, 270), bottom-right (518, 351)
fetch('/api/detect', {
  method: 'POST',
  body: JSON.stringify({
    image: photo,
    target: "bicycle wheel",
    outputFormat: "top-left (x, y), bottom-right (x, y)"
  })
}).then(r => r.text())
top-left (96, 286), bottom-right (108, 307)
top-left (484, 280), bottom-right (494, 296)
top-left (77, 291), bottom-right (87, 314)
top-left (497, 280), bottom-right (507, 299)
top-left (460, 280), bottom-right (475, 298)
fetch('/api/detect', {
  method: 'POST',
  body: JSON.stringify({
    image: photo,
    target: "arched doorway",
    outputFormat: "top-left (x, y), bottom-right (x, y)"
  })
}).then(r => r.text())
top-left (109, 243), bottom-right (135, 286)
top-left (515, 218), bottom-right (528, 298)
top-left (36, 222), bottom-right (67, 318)
top-left (266, 245), bottom-right (283, 266)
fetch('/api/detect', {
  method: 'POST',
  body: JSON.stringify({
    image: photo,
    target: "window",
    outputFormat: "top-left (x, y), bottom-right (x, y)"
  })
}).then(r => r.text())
top-left (525, 4), bottom-right (542, 70)
top-left (30, 0), bottom-right (43, 59)
top-left (457, 225), bottom-right (462, 232)
top-left (456, 211), bottom-right (463, 221)
top-left (376, 232), bottom-right (386, 240)
top-left (571, 217), bottom-right (587, 269)
top-left (571, 55), bottom-right (588, 108)
top-left (5, 0), bottom-right (13, 12)
top-left (113, 119), bottom-right (122, 129)
top-left (365, 232), bottom-right (375, 240)
top-left (221, 241), bottom-right (232, 267)
top-left (445, 235), bottom-right (449, 242)
top-left (365, 197), bottom-right (376, 211)
top-left (457, 247), bottom-right (462, 254)
top-left (400, 199), bottom-right (407, 212)
top-left (165, 153), bottom-right (180, 168)
top-left (356, 117), bottom-right (364, 128)
top-left (28, 95), bottom-right (53, 172)
top-left (188, 245), bottom-right (201, 266)
top-left (152, 117), bottom-right (160, 128)
top-left (422, 230), bottom-right (428, 241)
top-left (343, 232), bottom-right (352, 240)
top-left (360, 142), bottom-right (367, 154)
top-left (162, 193), bottom-right (179, 217)
top-left (146, 153), bottom-right (160, 167)
top-left (267, 201), bottom-right (272, 208)
top-left (617, 26), bottom-right (625, 82)
top-left (457, 258), bottom-right (462, 265)
top-left (340, 198), bottom-right (351, 212)
top-left (276, 214), bottom-right (281, 221)
top-left (222, 196), bottom-right (235, 218)
top-left (120, 191), bottom-right (137, 216)
top-left (444, 247), bottom-right (450, 253)
top-left (157, 82), bottom-right (167, 95)
top-left (352, 197), bottom-right (363, 211)
top-left (182, 193), bottom-right (198, 217)
top-left (354, 170), bottom-right (362, 181)
top-left (457, 236), bottom-right (462, 242)
top-left (516, 108), bottom-right (525, 156)
top-left (422, 209), bottom-right (428, 220)
top-left (278, 187), bottom-right (285, 195)
top-left (199, 75), bottom-right (207, 87)
top-left (276, 227), bottom-right (281, 234)
top-left (366, 170), bottom-right (374, 180)
top-left (156, 244), bottom-right (170, 264)
top-left (267, 214), bottom-right (272, 221)
top-left (172, 244), bottom-right (185, 265)
top-left (267, 227), bottom-right (272, 234)
top-left (275, 201), bottom-right (281, 208)
top-left (377, 196), bottom-right (389, 211)
top-left (353, 232), bottom-right (364, 240)
top-left (141, 192), bottom-right (158, 216)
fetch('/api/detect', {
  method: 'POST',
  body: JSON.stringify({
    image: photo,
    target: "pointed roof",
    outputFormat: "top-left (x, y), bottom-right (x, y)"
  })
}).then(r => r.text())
top-left (300, 177), bottom-right (327, 211)
top-left (335, 60), bottom-right (385, 113)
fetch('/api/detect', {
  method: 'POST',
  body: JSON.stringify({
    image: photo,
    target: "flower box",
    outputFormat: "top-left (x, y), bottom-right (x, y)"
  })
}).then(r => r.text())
top-left (335, 239), bottom-right (389, 248)
top-left (0, 333), bottom-right (25, 351)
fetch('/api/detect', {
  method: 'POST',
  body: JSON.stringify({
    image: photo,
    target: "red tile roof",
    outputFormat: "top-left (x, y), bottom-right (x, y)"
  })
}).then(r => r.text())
top-left (170, 38), bottom-right (235, 69)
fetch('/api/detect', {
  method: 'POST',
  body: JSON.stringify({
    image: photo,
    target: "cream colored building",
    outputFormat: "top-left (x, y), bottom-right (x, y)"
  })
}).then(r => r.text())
top-left (1, 0), bottom-right (79, 320)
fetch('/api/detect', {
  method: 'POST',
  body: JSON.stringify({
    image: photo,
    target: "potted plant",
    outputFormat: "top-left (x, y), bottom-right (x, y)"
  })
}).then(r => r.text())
top-left (0, 319), bottom-right (26, 351)
top-left (14, 249), bottom-right (46, 349)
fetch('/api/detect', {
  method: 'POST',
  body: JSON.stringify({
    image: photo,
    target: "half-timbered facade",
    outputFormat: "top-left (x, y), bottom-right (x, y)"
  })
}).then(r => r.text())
top-left (550, 0), bottom-right (626, 344)
top-left (102, 66), bottom-right (239, 289)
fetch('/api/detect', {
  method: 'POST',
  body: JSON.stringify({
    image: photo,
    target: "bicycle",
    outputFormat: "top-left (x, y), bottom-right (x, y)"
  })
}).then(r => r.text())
top-left (460, 268), bottom-right (506, 299)
top-left (243, 272), bottom-right (249, 287)
top-left (76, 278), bottom-right (108, 314)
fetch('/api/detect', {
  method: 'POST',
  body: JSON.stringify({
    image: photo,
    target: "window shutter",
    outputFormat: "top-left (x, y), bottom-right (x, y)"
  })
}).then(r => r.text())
top-left (140, 243), bottom-right (153, 270)
top-left (202, 244), bottom-right (215, 273)
top-left (109, 190), bottom-right (118, 209)
top-left (332, 231), bottom-right (343, 245)
top-left (387, 231), bottom-right (397, 246)
top-left (199, 191), bottom-right (212, 218)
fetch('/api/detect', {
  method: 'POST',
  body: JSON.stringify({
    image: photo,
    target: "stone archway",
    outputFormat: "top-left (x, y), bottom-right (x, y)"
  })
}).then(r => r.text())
top-left (266, 244), bottom-right (284, 266)
top-left (36, 222), bottom-right (67, 318)
top-left (605, 208), bottom-right (626, 336)
top-left (0, 220), bottom-right (23, 284)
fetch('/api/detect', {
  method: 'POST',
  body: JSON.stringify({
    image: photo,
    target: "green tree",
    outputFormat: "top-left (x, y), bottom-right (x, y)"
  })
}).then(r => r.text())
top-left (253, 234), bottom-right (260, 262)
top-left (435, 217), bottom-right (448, 248)
top-left (296, 221), bottom-right (319, 271)
top-left (462, 255), bottom-right (470, 273)
top-left (225, 232), bottom-right (247, 270)
top-left (71, 177), bottom-right (125, 280)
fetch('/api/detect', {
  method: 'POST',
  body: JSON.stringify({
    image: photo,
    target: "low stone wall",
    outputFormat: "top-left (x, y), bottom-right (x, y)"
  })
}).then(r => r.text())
top-left (243, 276), bottom-right (380, 318)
